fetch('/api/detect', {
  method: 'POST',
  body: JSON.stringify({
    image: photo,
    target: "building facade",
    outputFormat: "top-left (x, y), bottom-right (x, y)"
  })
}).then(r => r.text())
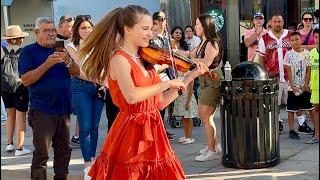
top-left (2, 0), bottom-right (319, 65)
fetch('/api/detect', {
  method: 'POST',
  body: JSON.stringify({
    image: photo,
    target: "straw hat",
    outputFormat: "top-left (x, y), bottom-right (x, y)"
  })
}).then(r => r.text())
top-left (1, 25), bottom-right (29, 40)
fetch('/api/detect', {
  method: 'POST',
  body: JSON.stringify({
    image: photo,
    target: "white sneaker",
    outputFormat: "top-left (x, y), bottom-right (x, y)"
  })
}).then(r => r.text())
top-left (6, 144), bottom-right (14, 152)
top-left (178, 136), bottom-right (187, 143)
top-left (84, 166), bottom-right (91, 180)
top-left (215, 143), bottom-right (222, 153)
top-left (15, 148), bottom-right (31, 156)
top-left (198, 143), bottom-right (222, 154)
top-left (195, 150), bottom-right (219, 161)
top-left (199, 147), bottom-right (208, 154)
top-left (181, 138), bottom-right (195, 144)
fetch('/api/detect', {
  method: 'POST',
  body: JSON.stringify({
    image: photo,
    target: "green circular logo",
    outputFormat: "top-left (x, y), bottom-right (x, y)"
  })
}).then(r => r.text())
top-left (207, 9), bottom-right (224, 32)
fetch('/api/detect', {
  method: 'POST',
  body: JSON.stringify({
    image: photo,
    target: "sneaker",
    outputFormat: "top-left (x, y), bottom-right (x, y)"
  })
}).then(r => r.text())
top-left (199, 147), bottom-right (208, 155)
top-left (215, 143), bottom-right (222, 153)
top-left (305, 137), bottom-right (319, 144)
top-left (178, 136), bottom-right (187, 143)
top-left (298, 123), bottom-right (314, 134)
top-left (83, 166), bottom-right (91, 180)
top-left (166, 131), bottom-right (175, 137)
top-left (6, 144), bottom-right (14, 152)
top-left (279, 120), bottom-right (284, 133)
top-left (181, 138), bottom-right (195, 144)
top-left (195, 150), bottom-right (219, 161)
top-left (15, 148), bottom-right (31, 156)
top-left (70, 136), bottom-right (80, 147)
top-left (166, 131), bottom-right (175, 141)
top-left (199, 143), bottom-right (222, 154)
top-left (289, 130), bottom-right (300, 140)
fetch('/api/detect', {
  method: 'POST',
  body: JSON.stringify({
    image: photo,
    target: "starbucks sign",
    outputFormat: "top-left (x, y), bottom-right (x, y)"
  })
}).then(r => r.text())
top-left (207, 9), bottom-right (224, 32)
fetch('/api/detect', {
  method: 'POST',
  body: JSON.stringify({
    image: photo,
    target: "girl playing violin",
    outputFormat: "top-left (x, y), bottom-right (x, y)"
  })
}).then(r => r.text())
top-left (79, 5), bottom-right (208, 179)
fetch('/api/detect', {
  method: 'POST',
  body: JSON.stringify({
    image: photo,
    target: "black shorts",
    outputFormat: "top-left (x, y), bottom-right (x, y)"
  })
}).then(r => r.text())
top-left (287, 91), bottom-right (314, 112)
top-left (1, 85), bottom-right (29, 112)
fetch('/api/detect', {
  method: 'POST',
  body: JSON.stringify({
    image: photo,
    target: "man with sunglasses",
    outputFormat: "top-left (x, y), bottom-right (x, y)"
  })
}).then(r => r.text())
top-left (244, 12), bottom-right (267, 62)
top-left (57, 15), bottom-right (75, 42)
top-left (151, 11), bottom-right (176, 141)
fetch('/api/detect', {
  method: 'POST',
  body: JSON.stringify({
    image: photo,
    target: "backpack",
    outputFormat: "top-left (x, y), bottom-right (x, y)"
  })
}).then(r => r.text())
top-left (1, 46), bottom-right (23, 93)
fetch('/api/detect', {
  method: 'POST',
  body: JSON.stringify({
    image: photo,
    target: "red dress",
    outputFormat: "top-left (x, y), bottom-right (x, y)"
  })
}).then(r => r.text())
top-left (88, 50), bottom-right (186, 180)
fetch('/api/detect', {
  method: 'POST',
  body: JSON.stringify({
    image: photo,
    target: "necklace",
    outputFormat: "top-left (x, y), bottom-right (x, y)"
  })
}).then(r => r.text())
top-left (119, 46), bottom-right (140, 59)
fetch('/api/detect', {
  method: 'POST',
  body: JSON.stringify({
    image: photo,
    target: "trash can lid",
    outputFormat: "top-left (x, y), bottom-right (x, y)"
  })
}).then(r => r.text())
top-left (231, 61), bottom-right (269, 80)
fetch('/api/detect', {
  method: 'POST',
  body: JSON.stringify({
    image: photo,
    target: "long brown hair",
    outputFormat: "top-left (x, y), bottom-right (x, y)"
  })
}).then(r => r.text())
top-left (79, 5), bottom-right (150, 82)
top-left (198, 14), bottom-right (223, 68)
top-left (71, 15), bottom-right (94, 47)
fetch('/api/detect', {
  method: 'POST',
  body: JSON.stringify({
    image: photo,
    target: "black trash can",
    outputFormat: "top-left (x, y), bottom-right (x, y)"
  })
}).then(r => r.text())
top-left (220, 61), bottom-right (280, 169)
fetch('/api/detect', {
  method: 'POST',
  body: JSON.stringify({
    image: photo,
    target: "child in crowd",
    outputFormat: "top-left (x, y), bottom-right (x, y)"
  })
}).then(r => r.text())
top-left (284, 31), bottom-right (315, 140)
top-left (306, 29), bottom-right (319, 144)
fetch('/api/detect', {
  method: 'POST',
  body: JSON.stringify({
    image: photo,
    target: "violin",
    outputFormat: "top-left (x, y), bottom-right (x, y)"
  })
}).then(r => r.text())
top-left (139, 46), bottom-right (218, 79)
top-left (139, 46), bottom-right (196, 72)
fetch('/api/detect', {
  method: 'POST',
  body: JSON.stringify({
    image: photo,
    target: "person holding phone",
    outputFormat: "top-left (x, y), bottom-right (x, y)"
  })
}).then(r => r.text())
top-left (65, 15), bottom-right (104, 173)
top-left (18, 17), bottom-right (79, 180)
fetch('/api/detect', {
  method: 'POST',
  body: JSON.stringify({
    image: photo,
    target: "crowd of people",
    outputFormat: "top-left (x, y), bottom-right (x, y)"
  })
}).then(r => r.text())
top-left (0, 4), bottom-right (319, 180)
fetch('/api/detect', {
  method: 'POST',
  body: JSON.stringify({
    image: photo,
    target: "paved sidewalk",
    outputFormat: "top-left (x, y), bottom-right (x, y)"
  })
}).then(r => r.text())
top-left (1, 107), bottom-right (319, 179)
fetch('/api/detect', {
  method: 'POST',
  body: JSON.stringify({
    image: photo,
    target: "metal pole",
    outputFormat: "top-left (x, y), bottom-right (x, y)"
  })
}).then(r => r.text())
top-left (3, 5), bottom-right (9, 28)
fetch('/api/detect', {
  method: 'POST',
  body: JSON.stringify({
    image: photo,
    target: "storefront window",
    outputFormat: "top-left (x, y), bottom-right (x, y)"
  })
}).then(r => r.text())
top-left (301, 0), bottom-right (315, 13)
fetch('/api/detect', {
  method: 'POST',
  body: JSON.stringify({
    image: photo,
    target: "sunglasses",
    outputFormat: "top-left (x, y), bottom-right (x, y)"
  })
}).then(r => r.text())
top-left (76, 15), bottom-right (91, 21)
top-left (60, 17), bottom-right (75, 24)
top-left (303, 18), bottom-right (313, 22)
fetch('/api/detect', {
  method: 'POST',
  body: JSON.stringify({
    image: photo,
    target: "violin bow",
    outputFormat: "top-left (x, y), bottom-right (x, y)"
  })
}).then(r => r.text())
top-left (163, 11), bottom-right (178, 79)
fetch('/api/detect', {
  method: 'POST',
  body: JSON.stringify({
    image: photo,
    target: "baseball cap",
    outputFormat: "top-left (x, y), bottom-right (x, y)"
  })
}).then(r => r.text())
top-left (152, 11), bottom-right (166, 20)
top-left (253, 12), bottom-right (264, 19)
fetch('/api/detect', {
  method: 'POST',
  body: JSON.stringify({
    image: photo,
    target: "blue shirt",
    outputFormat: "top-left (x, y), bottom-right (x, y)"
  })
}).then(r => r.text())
top-left (19, 42), bottom-right (71, 115)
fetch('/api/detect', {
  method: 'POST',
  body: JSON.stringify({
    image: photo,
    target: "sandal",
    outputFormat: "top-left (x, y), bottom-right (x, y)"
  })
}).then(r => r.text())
top-left (305, 137), bottom-right (319, 144)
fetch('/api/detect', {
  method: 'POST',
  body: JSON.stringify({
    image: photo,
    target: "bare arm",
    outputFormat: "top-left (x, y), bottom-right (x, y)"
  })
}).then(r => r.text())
top-left (184, 80), bottom-right (194, 109)
top-left (258, 55), bottom-right (265, 65)
top-left (192, 41), bottom-right (218, 67)
top-left (21, 54), bottom-right (62, 86)
top-left (55, 51), bottom-right (80, 77)
top-left (66, 46), bottom-right (90, 80)
top-left (304, 66), bottom-right (311, 92)
top-left (109, 55), bottom-right (186, 105)
top-left (285, 65), bottom-right (299, 93)
top-left (244, 28), bottom-right (262, 47)
top-left (158, 66), bottom-right (206, 110)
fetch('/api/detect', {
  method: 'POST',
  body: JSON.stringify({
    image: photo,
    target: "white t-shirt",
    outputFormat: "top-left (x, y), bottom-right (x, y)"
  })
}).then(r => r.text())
top-left (283, 49), bottom-right (311, 91)
top-left (186, 35), bottom-right (201, 51)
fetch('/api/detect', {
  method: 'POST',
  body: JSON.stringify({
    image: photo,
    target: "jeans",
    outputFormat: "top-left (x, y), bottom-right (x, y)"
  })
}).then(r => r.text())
top-left (28, 109), bottom-right (71, 180)
top-left (71, 77), bottom-right (104, 162)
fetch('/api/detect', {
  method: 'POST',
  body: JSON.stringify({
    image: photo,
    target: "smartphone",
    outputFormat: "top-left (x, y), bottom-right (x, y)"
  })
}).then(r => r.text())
top-left (55, 40), bottom-right (64, 52)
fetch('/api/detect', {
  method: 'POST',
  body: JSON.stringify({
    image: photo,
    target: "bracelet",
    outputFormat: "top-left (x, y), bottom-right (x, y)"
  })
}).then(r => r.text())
top-left (66, 59), bottom-right (72, 68)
